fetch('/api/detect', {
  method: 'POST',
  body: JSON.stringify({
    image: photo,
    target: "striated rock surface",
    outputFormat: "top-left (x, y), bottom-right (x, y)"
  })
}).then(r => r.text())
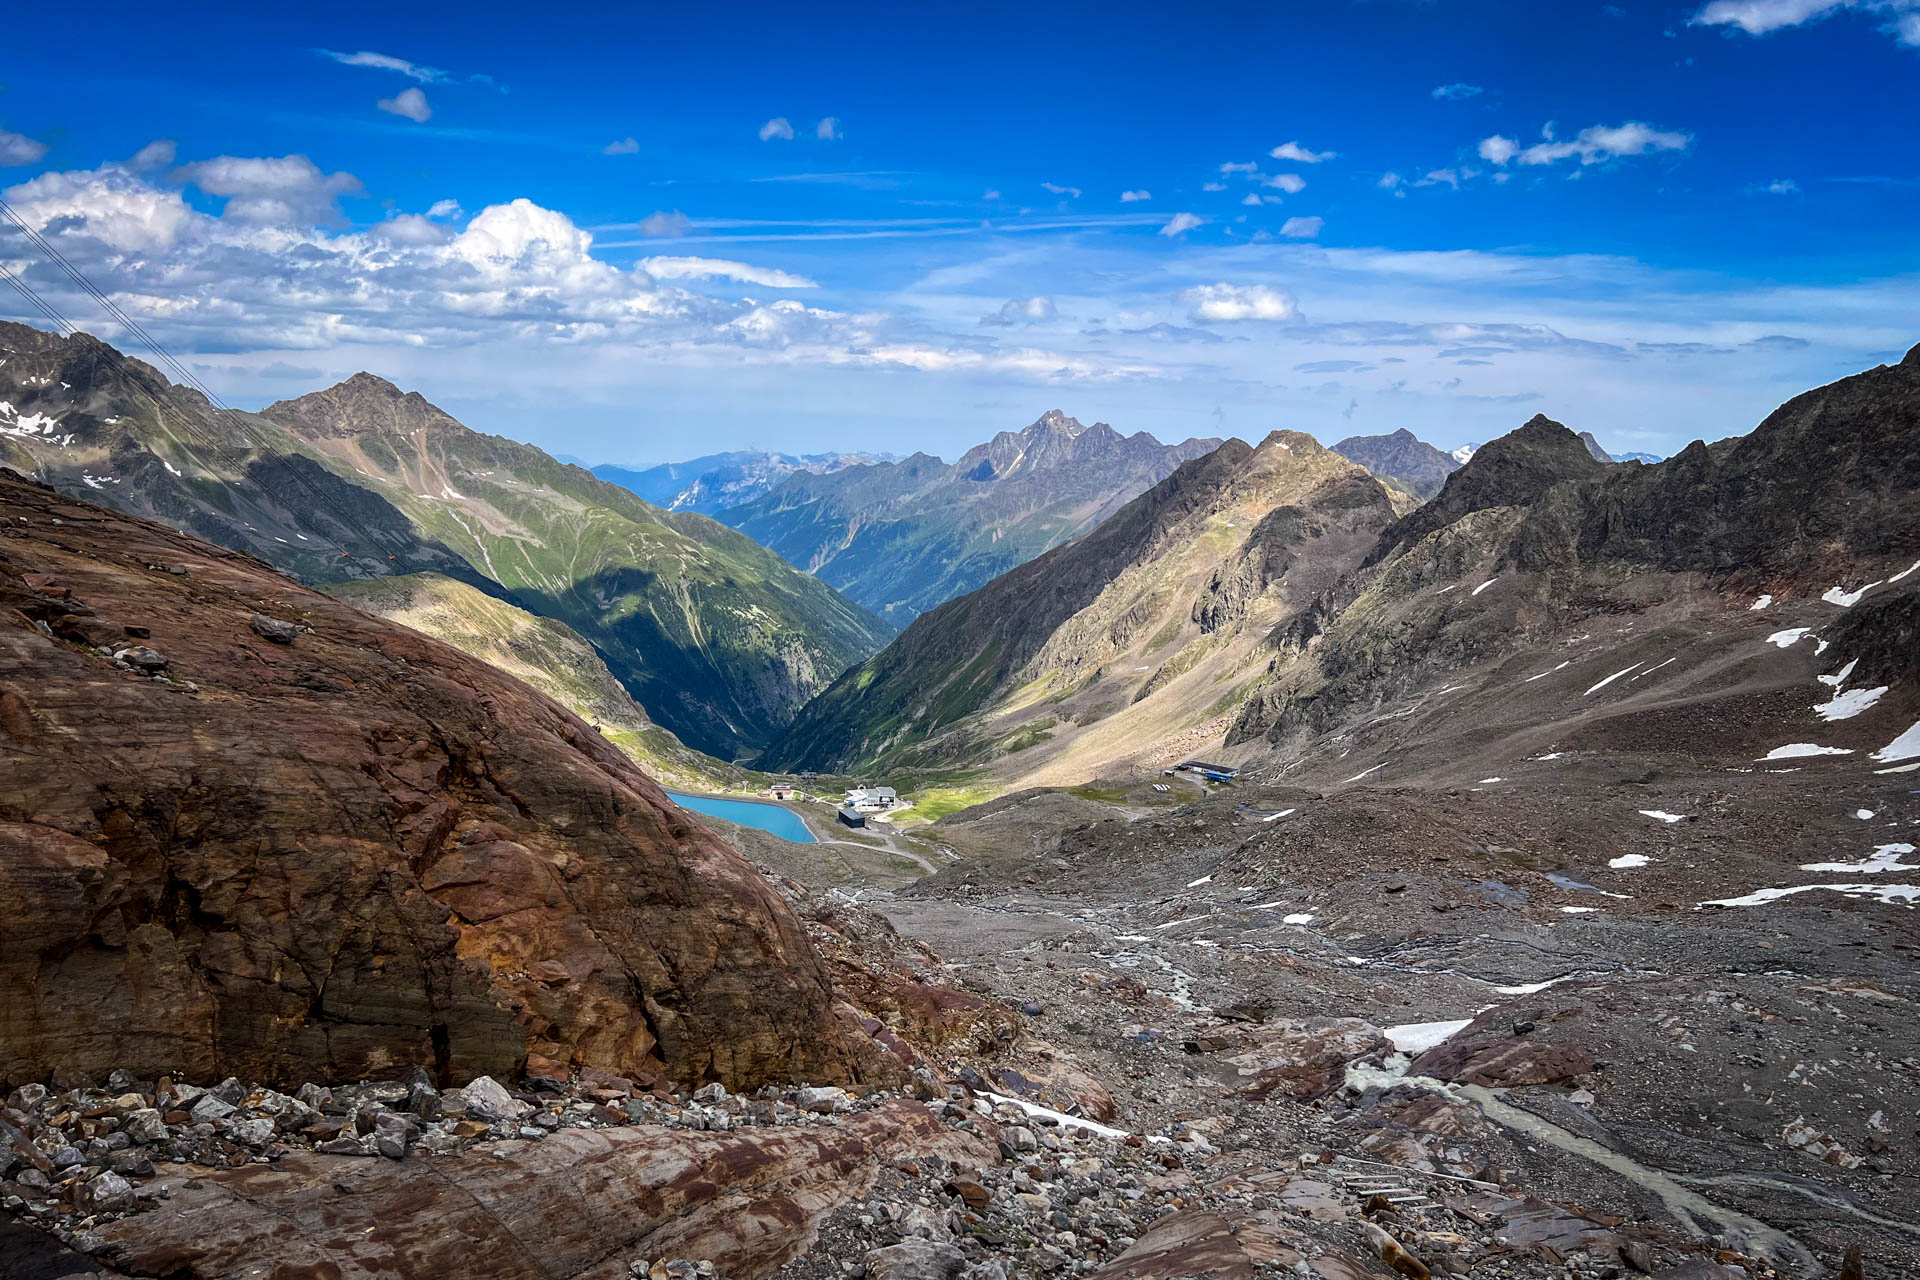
top-left (0, 466), bottom-right (886, 1092)
top-left (79, 1102), bottom-right (990, 1280)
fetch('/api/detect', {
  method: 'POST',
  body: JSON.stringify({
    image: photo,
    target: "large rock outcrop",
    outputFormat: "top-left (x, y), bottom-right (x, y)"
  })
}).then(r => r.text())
top-left (0, 467), bottom-right (886, 1092)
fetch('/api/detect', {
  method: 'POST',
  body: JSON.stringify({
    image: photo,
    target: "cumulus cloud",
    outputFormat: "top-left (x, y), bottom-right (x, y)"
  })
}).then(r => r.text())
top-left (1478, 135), bottom-right (1519, 165)
top-left (816, 117), bottom-right (843, 140)
top-left (1433, 83), bottom-right (1484, 100)
top-left (603, 137), bottom-right (640, 155)
top-left (1378, 172), bottom-right (1406, 194)
top-left (759, 117), bottom-right (795, 141)
top-left (428, 198), bottom-right (464, 220)
top-left (1159, 212), bottom-right (1204, 236)
top-left (128, 140), bottom-right (176, 171)
top-left (177, 154), bottom-right (364, 225)
top-left (0, 127), bottom-right (49, 167)
top-left (1120, 189), bottom-right (1151, 202)
top-left (1041, 181), bottom-right (1082, 199)
top-left (321, 50), bottom-right (447, 82)
top-left (377, 87), bottom-right (432, 123)
top-left (639, 256), bottom-right (817, 288)
top-left (980, 296), bottom-right (1057, 326)
top-left (1270, 141), bottom-right (1336, 163)
top-left (1262, 173), bottom-right (1306, 193)
top-left (1179, 283), bottom-right (1298, 321)
top-left (1280, 216), bottom-right (1323, 238)
top-left (637, 209), bottom-right (691, 236)
top-left (1481, 122), bottom-right (1690, 167)
top-left (1692, 0), bottom-right (1920, 43)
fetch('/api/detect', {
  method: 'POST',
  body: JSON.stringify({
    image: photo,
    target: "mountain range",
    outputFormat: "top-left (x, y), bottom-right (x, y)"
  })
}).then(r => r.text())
top-left (763, 347), bottom-right (1920, 787)
top-left (719, 410), bottom-right (1221, 626)
top-left (591, 449), bottom-right (896, 516)
top-left (1330, 428), bottom-right (1460, 499)
top-left (0, 322), bottom-right (890, 759)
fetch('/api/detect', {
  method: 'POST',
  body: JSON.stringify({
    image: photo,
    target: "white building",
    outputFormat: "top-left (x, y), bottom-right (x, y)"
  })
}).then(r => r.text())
top-left (843, 786), bottom-right (899, 812)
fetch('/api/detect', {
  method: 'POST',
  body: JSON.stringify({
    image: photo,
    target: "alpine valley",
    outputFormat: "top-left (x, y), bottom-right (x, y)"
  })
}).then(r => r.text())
top-left (4, 322), bottom-right (1920, 1280)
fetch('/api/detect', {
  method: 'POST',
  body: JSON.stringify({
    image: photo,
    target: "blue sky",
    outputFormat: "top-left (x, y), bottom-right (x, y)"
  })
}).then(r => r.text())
top-left (1, 0), bottom-right (1915, 464)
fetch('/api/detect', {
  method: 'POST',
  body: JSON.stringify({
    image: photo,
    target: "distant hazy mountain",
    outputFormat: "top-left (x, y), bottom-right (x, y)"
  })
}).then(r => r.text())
top-left (0, 321), bottom-right (891, 759)
top-left (1612, 450), bottom-right (1665, 464)
top-left (721, 410), bottom-right (1221, 626)
top-left (1330, 428), bottom-right (1460, 499)
top-left (593, 450), bottom-right (895, 516)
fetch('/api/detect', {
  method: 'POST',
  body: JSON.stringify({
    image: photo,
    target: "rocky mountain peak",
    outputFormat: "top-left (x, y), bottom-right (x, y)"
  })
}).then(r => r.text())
top-left (1904, 340), bottom-right (1920, 367)
top-left (1025, 409), bottom-right (1087, 438)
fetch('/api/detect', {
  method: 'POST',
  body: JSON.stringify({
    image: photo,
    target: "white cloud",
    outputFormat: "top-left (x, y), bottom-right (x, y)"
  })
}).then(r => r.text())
top-left (637, 209), bottom-right (691, 236)
top-left (1042, 181), bottom-right (1082, 199)
top-left (1478, 135), bottom-right (1519, 164)
top-left (1242, 193), bottom-right (1283, 206)
top-left (321, 50), bottom-right (447, 83)
top-left (604, 138), bottom-right (640, 155)
top-left (1262, 173), bottom-right (1306, 193)
top-left (980, 295), bottom-right (1057, 325)
top-left (1433, 83), bottom-right (1484, 100)
top-left (1694, 0), bottom-right (1920, 45)
top-left (128, 140), bottom-right (176, 171)
top-left (1202, 181), bottom-right (1228, 192)
top-left (816, 117), bottom-right (843, 141)
top-left (1179, 282), bottom-right (1299, 321)
top-left (1766, 177), bottom-right (1801, 193)
top-left (377, 87), bottom-right (432, 123)
top-left (982, 189), bottom-right (1002, 200)
top-left (1270, 141), bottom-right (1336, 163)
top-left (1219, 161), bottom-right (1260, 176)
top-left (177, 154), bottom-right (364, 225)
top-left (0, 128), bottom-right (49, 167)
top-left (1481, 122), bottom-right (1690, 169)
top-left (1160, 212), bottom-right (1204, 237)
top-left (1280, 216), bottom-right (1324, 238)
top-left (428, 198), bottom-right (464, 220)
top-left (1378, 172), bottom-right (1406, 192)
top-left (1418, 168), bottom-right (1464, 189)
top-left (759, 117), bottom-right (795, 141)
top-left (1120, 189), bottom-right (1151, 202)
top-left (640, 256), bottom-right (817, 288)
top-left (1691, 0), bottom-right (1847, 34)
top-left (375, 213), bottom-right (450, 246)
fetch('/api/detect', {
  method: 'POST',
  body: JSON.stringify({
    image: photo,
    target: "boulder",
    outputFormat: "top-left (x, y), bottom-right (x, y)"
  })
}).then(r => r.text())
top-left (0, 468), bottom-right (892, 1093)
top-left (1225, 1018), bottom-right (1391, 1099)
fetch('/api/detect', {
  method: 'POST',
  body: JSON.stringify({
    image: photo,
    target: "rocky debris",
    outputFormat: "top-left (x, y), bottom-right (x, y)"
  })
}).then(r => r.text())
top-left (1, 1068), bottom-right (992, 1276)
top-left (0, 467), bottom-right (892, 1092)
top-left (1780, 1118), bottom-right (1862, 1169)
top-left (247, 612), bottom-right (300, 643)
top-left (1410, 1035), bottom-right (1594, 1089)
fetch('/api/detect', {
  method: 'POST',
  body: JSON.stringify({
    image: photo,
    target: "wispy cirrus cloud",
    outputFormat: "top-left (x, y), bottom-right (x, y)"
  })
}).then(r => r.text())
top-left (1478, 122), bottom-right (1689, 169)
top-left (320, 49), bottom-right (448, 82)
top-left (1432, 83), bottom-right (1484, 100)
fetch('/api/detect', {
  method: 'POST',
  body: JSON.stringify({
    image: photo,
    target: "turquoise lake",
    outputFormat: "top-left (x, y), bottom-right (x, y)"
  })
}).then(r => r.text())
top-left (665, 791), bottom-right (817, 843)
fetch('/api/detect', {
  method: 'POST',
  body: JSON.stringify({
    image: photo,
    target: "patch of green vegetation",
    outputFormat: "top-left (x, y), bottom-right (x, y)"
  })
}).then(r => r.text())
top-left (898, 783), bottom-right (1000, 823)
top-left (1068, 785), bottom-right (1131, 804)
top-left (996, 716), bottom-right (1057, 756)
top-left (1146, 616), bottom-right (1183, 652)
top-left (1202, 680), bottom-right (1254, 720)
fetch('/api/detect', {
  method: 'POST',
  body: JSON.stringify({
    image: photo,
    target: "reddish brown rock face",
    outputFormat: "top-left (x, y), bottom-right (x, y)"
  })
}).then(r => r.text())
top-left (0, 468), bottom-right (879, 1092)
